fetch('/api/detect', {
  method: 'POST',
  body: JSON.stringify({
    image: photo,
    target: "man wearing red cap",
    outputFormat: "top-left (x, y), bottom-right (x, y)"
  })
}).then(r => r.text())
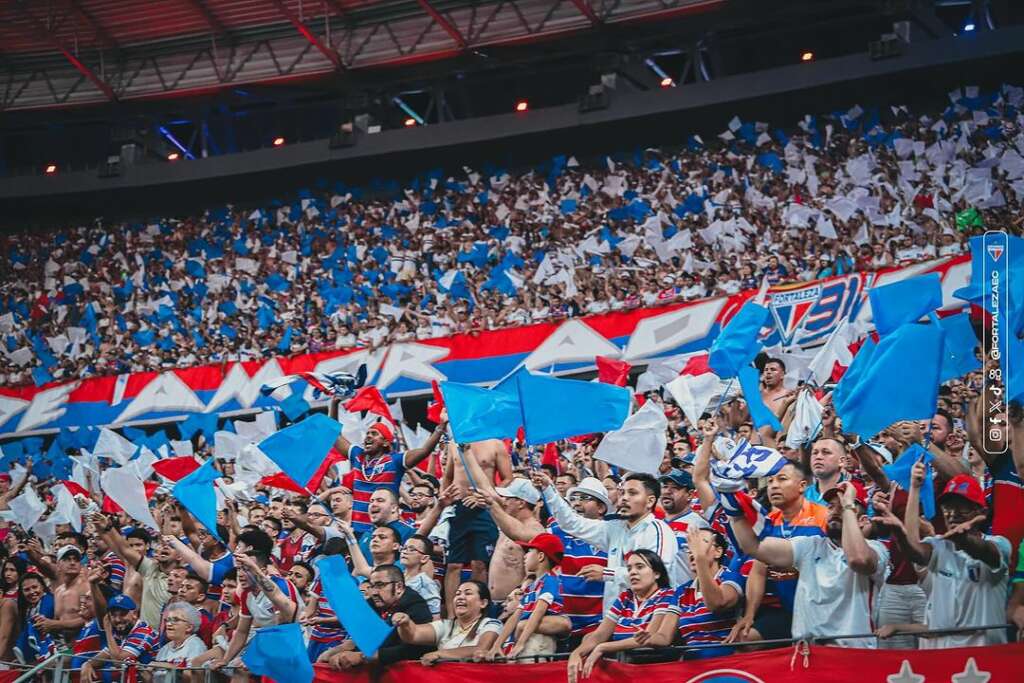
top-left (331, 398), bottom-right (448, 535)
top-left (726, 479), bottom-right (889, 648)
top-left (901, 464), bottom-right (1011, 648)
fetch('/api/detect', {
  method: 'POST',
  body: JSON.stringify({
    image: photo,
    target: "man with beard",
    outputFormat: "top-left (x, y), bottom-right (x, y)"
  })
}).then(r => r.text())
top-left (532, 471), bottom-right (678, 610)
top-left (94, 515), bottom-right (176, 628)
top-left (320, 564), bottom-right (432, 668)
top-left (659, 469), bottom-right (711, 586)
top-left (78, 594), bottom-right (160, 682)
top-left (759, 358), bottom-right (788, 407)
top-left (331, 399), bottom-right (448, 535)
top-left (725, 480), bottom-right (888, 648)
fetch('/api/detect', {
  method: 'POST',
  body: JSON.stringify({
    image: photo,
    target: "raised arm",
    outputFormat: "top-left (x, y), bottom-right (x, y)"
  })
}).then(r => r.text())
top-left (403, 412), bottom-right (448, 469)
top-left (330, 397), bottom-right (356, 455)
top-left (903, 461), bottom-right (934, 566)
top-left (836, 482), bottom-right (879, 576)
top-left (725, 507), bottom-right (794, 568)
top-left (531, 472), bottom-right (609, 550)
top-left (0, 459), bottom-right (33, 508)
top-left (95, 513), bottom-right (144, 568)
top-left (163, 534), bottom-right (213, 580)
top-left (236, 555), bottom-right (298, 621)
top-left (852, 441), bottom-right (890, 491)
top-left (281, 507), bottom-right (326, 543)
top-left (692, 419), bottom-right (721, 517)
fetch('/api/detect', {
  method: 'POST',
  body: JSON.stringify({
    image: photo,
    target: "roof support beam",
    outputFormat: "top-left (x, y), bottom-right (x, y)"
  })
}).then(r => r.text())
top-left (416, 0), bottom-right (467, 49)
top-left (66, 0), bottom-right (120, 50)
top-left (269, 0), bottom-right (344, 69)
top-left (183, 0), bottom-right (230, 38)
top-left (569, 0), bottom-right (601, 26)
top-left (15, 2), bottom-right (116, 101)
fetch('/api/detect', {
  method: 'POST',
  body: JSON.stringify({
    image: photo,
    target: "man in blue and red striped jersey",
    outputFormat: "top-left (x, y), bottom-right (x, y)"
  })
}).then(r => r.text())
top-left (79, 594), bottom-right (160, 682)
top-left (330, 398), bottom-right (447, 536)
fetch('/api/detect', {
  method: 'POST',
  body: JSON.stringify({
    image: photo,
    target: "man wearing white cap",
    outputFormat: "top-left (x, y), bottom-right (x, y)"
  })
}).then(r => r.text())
top-left (47, 545), bottom-right (90, 645)
top-left (471, 477), bottom-right (610, 645)
top-left (487, 478), bottom-right (544, 602)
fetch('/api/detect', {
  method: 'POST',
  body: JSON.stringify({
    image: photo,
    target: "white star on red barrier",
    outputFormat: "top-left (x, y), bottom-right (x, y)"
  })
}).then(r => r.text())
top-left (951, 658), bottom-right (991, 683)
top-left (886, 660), bottom-right (925, 683)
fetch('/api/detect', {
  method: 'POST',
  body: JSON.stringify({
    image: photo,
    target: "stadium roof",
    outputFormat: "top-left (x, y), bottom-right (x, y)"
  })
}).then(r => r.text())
top-left (0, 0), bottom-right (725, 110)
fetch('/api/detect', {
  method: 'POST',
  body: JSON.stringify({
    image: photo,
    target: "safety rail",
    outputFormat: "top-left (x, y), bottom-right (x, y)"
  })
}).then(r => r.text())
top-left (0, 625), bottom-right (1012, 681)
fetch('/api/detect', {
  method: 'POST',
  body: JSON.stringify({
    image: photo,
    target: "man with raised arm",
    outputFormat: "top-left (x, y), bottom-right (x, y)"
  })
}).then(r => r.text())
top-left (330, 398), bottom-right (448, 535)
top-left (530, 470), bottom-right (678, 609)
top-left (724, 480), bottom-right (888, 648)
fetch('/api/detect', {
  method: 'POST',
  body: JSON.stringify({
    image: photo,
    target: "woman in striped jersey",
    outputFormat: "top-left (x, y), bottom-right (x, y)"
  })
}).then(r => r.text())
top-left (566, 549), bottom-right (679, 683)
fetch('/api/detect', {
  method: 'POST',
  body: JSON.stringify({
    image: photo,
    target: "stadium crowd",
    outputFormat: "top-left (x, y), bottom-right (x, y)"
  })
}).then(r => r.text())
top-left (0, 84), bottom-right (1021, 681)
top-left (2, 84), bottom-right (1024, 387)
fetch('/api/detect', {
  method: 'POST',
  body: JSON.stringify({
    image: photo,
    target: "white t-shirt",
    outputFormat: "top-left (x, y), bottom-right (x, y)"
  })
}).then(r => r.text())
top-left (430, 617), bottom-right (503, 650)
top-left (406, 573), bottom-right (442, 616)
top-left (918, 535), bottom-right (1011, 649)
top-left (154, 634), bottom-right (206, 667)
top-left (790, 535), bottom-right (890, 648)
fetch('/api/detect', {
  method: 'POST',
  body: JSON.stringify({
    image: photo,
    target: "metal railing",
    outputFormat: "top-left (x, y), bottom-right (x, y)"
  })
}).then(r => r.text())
top-left (0, 624), bottom-right (1013, 680)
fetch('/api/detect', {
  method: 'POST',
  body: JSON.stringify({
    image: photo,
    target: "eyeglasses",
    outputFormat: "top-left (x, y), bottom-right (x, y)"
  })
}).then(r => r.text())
top-left (408, 491), bottom-right (434, 498)
top-left (401, 545), bottom-right (425, 554)
top-left (366, 580), bottom-right (396, 590)
top-left (569, 494), bottom-right (597, 503)
top-left (164, 616), bottom-right (186, 625)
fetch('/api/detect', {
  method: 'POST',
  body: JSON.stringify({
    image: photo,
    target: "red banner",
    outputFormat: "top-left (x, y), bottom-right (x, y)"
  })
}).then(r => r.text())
top-left (312, 643), bottom-right (1023, 683)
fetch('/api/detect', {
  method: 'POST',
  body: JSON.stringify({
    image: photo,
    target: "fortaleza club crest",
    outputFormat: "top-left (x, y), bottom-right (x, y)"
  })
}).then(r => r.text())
top-left (683, 671), bottom-right (766, 683)
top-left (986, 243), bottom-right (1004, 261)
top-left (768, 284), bottom-right (821, 345)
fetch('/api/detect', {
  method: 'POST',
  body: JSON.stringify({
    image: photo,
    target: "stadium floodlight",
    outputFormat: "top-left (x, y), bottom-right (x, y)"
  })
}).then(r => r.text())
top-left (393, 97), bottom-right (425, 126)
top-left (404, 118), bottom-right (418, 127)
top-left (44, 164), bottom-right (57, 175)
top-left (167, 152), bottom-right (180, 161)
top-left (963, 22), bottom-right (975, 32)
top-left (272, 137), bottom-right (286, 146)
top-left (158, 126), bottom-right (195, 160)
top-left (515, 100), bottom-right (529, 112)
top-left (801, 51), bottom-right (814, 62)
top-left (644, 58), bottom-right (673, 87)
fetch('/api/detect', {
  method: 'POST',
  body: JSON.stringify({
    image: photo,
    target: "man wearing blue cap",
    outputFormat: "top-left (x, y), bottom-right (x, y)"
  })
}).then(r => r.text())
top-left (660, 469), bottom-right (711, 585)
top-left (79, 593), bottom-right (160, 682)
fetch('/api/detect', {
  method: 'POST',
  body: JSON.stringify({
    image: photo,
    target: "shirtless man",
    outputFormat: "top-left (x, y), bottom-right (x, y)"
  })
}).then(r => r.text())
top-left (440, 439), bottom-right (513, 615)
top-left (760, 358), bottom-right (789, 407)
top-left (470, 478), bottom-right (544, 606)
top-left (43, 546), bottom-right (90, 645)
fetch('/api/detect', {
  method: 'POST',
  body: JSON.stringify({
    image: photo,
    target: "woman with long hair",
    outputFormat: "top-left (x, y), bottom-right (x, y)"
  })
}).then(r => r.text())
top-left (391, 580), bottom-right (501, 665)
top-left (567, 550), bottom-right (679, 683)
top-left (14, 573), bottom-right (55, 663)
top-left (0, 557), bottom-right (28, 660)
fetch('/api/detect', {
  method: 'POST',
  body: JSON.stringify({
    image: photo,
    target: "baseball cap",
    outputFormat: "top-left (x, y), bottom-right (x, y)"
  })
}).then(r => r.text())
top-left (566, 477), bottom-right (612, 510)
top-left (107, 593), bottom-right (137, 612)
top-left (56, 545), bottom-right (83, 561)
top-left (864, 442), bottom-right (893, 465)
top-left (938, 474), bottom-right (986, 509)
top-left (494, 478), bottom-right (540, 505)
top-left (518, 533), bottom-right (564, 564)
top-left (823, 480), bottom-right (868, 508)
top-left (659, 469), bottom-right (694, 489)
top-left (368, 422), bottom-right (394, 442)
top-left (672, 453), bottom-right (696, 468)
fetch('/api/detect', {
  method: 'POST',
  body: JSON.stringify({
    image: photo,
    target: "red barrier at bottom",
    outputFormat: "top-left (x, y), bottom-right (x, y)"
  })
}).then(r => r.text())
top-left (312, 643), bottom-right (1024, 683)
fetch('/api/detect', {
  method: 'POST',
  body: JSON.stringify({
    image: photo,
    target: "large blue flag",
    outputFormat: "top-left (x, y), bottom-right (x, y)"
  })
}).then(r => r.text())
top-left (738, 365), bottom-right (782, 432)
top-left (835, 323), bottom-right (944, 439)
top-left (316, 554), bottom-right (393, 656)
top-left (440, 378), bottom-right (522, 443)
top-left (883, 443), bottom-right (935, 519)
top-left (516, 371), bottom-right (630, 445)
top-left (708, 303), bottom-right (769, 378)
top-left (171, 458), bottom-right (223, 542)
top-left (257, 413), bottom-right (341, 488)
top-left (868, 273), bottom-right (942, 336)
top-left (937, 312), bottom-right (981, 383)
top-left (242, 622), bottom-right (313, 683)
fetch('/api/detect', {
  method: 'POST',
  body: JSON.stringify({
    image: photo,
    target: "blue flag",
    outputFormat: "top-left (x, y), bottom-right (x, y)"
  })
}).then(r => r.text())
top-left (708, 303), bottom-right (769, 378)
top-left (440, 378), bottom-right (522, 443)
top-left (279, 391), bottom-right (310, 422)
top-left (883, 443), bottom-right (935, 519)
top-left (516, 371), bottom-right (630, 445)
top-left (257, 414), bottom-right (341, 489)
top-left (738, 365), bottom-right (783, 431)
top-left (868, 273), bottom-right (942, 336)
top-left (835, 323), bottom-right (944, 439)
top-left (315, 554), bottom-right (393, 657)
top-left (178, 413), bottom-right (219, 442)
top-left (277, 326), bottom-right (293, 353)
top-left (172, 458), bottom-right (223, 542)
top-left (241, 622), bottom-right (313, 683)
top-left (937, 312), bottom-right (981, 383)
top-left (31, 366), bottom-right (53, 387)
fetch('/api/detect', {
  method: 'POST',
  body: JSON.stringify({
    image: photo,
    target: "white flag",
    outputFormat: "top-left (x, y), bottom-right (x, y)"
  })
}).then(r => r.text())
top-left (786, 392), bottom-right (824, 448)
top-left (664, 372), bottom-right (726, 428)
top-left (8, 486), bottom-right (47, 532)
top-left (100, 467), bottom-right (160, 531)
top-left (593, 402), bottom-right (668, 475)
top-left (806, 320), bottom-right (855, 385)
top-left (93, 428), bottom-right (136, 465)
top-left (51, 483), bottom-right (83, 532)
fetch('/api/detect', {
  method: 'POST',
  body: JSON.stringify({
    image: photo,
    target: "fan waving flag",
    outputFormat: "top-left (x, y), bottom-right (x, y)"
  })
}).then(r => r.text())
top-left (257, 413), bottom-right (342, 490)
top-left (440, 379), bottom-right (522, 443)
top-left (883, 443), bottom-right (936, 519)
top-left (241, 623), bottom-right (313, 683)
top-left (171, 458), bottom-right (223, 542)
top-left (868, 273), bottom-right (942, 336)
top-left (315, 554), bottom-right (394, 657)
top-left (710, 439), bottom-right (788, 493)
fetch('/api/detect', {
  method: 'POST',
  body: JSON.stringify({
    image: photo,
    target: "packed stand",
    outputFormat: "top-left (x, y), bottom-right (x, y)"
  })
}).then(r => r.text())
top-left (5, 84), bottom-right (1024, 387)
